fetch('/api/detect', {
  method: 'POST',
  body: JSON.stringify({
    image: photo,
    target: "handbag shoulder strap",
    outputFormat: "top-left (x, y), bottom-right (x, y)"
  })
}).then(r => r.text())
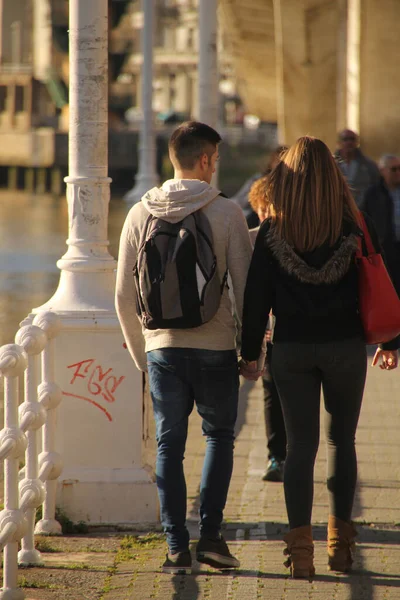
top-left (356, 213), bottom-right (376, 257)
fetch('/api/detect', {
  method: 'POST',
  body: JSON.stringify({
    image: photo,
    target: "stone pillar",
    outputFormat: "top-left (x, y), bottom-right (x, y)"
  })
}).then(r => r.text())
top-left (358, 0), bottom-right (400, 158)
top-left (174, 72), bottom-right (191, 114)
top-left (35, 0), bottom-right (158, 525)
top-left (336, 0), bottom-right (348, 132)
top-left (273, 0), bottom-right (339, 149)
top-left (198, 0), bottom-right (219, 185)
top-left (33, 0), bottom-right (52, 82)
top-left (191, 72), bottom-right (199, 120)
top-left (124, 0), bottom-right (159, 205)
top-left (198, 0), bottom-right (218, 128)
top-left (346, 0), bottom-right (360, 133)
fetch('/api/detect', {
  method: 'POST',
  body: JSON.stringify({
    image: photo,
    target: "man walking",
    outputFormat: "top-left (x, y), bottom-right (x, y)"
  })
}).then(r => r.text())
top-left (116, 122), bottom-right (253, 574)
top-left (334, 129), bottom-right (380, 206)
top-left (361, 154), bottom-right (400, 295)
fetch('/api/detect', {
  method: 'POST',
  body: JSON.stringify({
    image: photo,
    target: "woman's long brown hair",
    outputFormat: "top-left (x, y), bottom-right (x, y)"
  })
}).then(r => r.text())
top-left (266, 137), bottom-right (359, 252)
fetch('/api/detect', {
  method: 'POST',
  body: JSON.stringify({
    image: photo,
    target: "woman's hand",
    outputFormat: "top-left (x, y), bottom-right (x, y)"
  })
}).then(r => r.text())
top-left (371, 349), bottom-right (398, 370)
top-left (239, 359), bottom-right (263, 381)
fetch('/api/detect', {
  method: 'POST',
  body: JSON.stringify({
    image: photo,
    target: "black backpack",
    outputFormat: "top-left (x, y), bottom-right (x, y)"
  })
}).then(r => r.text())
top-left (133, 208), bottom-right (227, 330)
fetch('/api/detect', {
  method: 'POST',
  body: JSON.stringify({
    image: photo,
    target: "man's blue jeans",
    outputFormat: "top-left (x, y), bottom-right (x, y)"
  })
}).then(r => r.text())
top-left (147, 348), bottom-right (239, 553)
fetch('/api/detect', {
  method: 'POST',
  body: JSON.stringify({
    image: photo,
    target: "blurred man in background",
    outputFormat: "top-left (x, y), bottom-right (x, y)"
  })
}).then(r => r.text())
top-left (334, 129), bottom-right (380, 206)
top-left (361, 154), bottom-right (400, 294)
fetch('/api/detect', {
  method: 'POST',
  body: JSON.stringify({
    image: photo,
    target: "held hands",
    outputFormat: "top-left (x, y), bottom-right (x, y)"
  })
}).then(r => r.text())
top-left (371, 349), bottom-right (398, 370)
top-left (239, 359), bottom-right (264, 381)
top-left (240, 328), bottom-right (271, 381)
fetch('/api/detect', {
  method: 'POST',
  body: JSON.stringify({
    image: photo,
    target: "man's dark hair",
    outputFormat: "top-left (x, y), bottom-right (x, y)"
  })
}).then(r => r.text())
top-left (169, 121), bottom-right (221, 169)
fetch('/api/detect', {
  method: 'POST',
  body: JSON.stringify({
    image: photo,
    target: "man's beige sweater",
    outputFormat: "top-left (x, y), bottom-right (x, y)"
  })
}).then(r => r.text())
top-left (115, 179), bottom-right (253, 371)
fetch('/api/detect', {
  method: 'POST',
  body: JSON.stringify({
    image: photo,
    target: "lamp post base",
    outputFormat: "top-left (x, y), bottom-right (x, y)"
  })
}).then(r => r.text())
top-left (57, 468), bottom-right (158, 525)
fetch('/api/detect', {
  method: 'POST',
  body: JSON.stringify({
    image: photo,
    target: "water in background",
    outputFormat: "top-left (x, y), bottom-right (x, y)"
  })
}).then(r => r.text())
top-left (0, 191), bottom-right (130, 416)
top-left (0, 191), bottom-right (129, 349)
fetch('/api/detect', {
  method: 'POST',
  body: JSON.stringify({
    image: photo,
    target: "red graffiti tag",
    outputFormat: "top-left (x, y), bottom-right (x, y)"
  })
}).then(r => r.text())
top-left (65, 359), bottom-right (126, 420)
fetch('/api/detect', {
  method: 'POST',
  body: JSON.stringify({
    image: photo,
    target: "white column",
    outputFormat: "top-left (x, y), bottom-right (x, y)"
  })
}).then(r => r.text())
top-left (346, 0), bottom-right (361, 132)
top-left (336, 0), bottom-right (348, 132)
top-left (198, 0), bottom-right (218, 127)
top-left (33, 0), bottom-right (52, 82)
top-left (42, 0), bottom-right (116, 313)
top-left (198, 0), bottom-right (219, 185)
top-left (125, 0), bottom-right (159, 205)
top-left (32, 0), bottom-right (158, 525)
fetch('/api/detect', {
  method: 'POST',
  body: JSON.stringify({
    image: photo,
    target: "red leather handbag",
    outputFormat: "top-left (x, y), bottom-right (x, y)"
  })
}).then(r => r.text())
top-left (356, 214), bottom-right (400, 344)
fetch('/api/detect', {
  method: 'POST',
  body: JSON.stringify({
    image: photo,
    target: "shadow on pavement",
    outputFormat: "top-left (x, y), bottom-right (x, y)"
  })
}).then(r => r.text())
top-left (171, 572), bottom-right (201, 599)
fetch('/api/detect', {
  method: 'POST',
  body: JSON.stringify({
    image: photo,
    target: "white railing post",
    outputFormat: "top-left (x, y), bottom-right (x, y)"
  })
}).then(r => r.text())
top-left (15, 326), bottom-right (48, 566)
top-left (33, 313), bottom-right (63, 536)
top-left (124, 0), bottom-right (159, 204)
top-left (0, 345), bottom-right (28, 600)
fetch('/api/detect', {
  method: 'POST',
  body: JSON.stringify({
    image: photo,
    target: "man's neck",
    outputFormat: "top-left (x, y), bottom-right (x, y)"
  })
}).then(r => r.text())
top-left (174, 169), bottom-right (202, 181)
top-left (340, 149), bottom-right (356, 163)
top-left (385, 180), bottom-right (399, 192)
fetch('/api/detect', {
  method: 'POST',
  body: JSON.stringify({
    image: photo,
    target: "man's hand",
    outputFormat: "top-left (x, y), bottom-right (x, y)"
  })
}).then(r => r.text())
top-left (371, 349), bottom-right (398, 370)
top-left (239, 359), bottom-right (263, 381)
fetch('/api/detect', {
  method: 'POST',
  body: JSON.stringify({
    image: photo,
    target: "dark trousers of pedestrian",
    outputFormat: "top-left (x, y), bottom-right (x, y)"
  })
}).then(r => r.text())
top-left (262, 343), bottom-right (287, 461)
top-left (147, 348), bottom-right (239, 554)
top-left (271, 337), bottom-right (367, 529)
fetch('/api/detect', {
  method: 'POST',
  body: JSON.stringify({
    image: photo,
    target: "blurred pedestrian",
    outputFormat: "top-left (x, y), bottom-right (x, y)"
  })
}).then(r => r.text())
top-left (232, 146), bottom-right (288, 228)
top-left (239, 137), bottom-right (399, 579)
top-left (248, 175), bottom-right (287, 482)
top-left (334, 129), bottom-right (380, 206)
top-left (361, 154), bottom-right (400, 295)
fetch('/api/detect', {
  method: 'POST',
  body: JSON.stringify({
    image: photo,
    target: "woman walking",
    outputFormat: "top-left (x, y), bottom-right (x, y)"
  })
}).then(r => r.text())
top-left (248, 174), bottom-right (287, 482)
top-left (239, 137), bottom-right (399, 578)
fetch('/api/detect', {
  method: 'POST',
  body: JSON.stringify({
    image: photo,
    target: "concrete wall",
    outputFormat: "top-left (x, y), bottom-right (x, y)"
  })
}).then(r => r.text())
top-left (219, 0), bottom-right (277, 123)
top-left (274, 0), bottom-right (338, 148)
top-left (359, 0), bottom-right (400, 159)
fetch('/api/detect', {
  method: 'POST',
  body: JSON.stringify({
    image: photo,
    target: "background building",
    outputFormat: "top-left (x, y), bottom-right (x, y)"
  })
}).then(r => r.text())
top-left (0, 0), bottom-right (253, 192)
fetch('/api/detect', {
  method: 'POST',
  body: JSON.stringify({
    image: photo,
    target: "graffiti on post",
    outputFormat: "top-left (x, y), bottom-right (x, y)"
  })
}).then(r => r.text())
top-left (62, 358), bottom-right (126, 421)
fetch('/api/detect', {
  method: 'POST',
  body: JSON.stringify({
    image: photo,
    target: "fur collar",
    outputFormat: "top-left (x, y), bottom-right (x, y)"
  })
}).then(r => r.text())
top-left (266, 229), bottom-right (359, 285)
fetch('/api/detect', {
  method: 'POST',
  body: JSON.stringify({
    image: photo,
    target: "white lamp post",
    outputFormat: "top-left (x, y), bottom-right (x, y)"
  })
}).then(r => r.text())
top-left (198, 0), bottom-right (219, 128)
top-left (198, 0), bottom-right (219, 186)
top-left (34, 0), bottom-right (158, 525)
top-left (124, 0), bottom-right (159, 205)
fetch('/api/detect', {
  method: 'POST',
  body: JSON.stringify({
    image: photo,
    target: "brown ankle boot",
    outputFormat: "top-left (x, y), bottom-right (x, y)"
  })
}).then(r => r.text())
top-left (283, 525), bottom-right (315, 579)
top-left (327, 516), bottom-right (357, 572)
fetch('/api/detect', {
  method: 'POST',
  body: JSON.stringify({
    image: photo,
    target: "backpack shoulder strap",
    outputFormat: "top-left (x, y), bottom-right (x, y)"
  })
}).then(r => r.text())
top-left (137, 212), bottom-right (155, 259)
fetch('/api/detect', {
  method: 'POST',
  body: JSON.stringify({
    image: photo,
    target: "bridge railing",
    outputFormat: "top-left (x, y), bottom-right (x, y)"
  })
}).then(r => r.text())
top-left (0, 312), bottom-right (62, 599)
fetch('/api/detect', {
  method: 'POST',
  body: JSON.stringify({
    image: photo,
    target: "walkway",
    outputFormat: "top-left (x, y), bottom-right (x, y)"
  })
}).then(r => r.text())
top-left (19, 361), bottom-right (400, 599)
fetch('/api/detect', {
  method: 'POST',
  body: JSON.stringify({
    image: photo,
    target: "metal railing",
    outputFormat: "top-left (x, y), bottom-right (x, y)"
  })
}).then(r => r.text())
top-left (0, 312), bottom-right (62, 599)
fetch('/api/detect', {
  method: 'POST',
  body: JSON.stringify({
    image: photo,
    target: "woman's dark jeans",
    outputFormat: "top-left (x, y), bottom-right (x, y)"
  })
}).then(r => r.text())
top-left (271, 338), bottom-right (367, 529)
top-left (262, 343), bottom-right (287, 461)
top-left (147, 348), bottom-right (239, 553)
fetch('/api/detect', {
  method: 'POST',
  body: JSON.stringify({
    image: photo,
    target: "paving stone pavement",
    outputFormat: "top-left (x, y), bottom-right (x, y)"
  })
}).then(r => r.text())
top-left (99, 361), bottom-right (400, 600)
top-left (20, 361), bottom-right (400, 599)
